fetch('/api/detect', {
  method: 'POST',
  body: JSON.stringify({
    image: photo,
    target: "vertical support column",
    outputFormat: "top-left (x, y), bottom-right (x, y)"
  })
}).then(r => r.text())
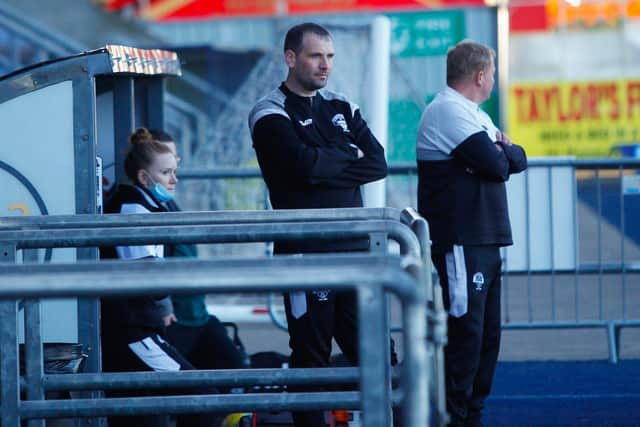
top-left (358, 283), bottom-right (391, 427)
top-left (77, 247), bottom-right (102, 427)
top-left (368, 233), bottom-right (392, 422)
top-left (0, 299), bottom-right (21, 427)
top-left (402, 262), bottom-right (431, 427)
top-left (23, 249), bottom-right (45, 427)
top-left (361, 233), bottom-right (391, 427)
top-left (76, 247), bottom-right (100, 376)
top-left (112, 77), bottom-right (135, 186)
top-left (363, 16), bottom-right (390, 208)
top-left (75, 73), bottom-right (106, 427)
top-left (140, 77), bottom-right (165, 131)
top-left (0, 245), bottom-right (19, 425)
top-left (24, 299), bottom-right (44, 427)
top-left (496, 0), bottom-right (510, 130)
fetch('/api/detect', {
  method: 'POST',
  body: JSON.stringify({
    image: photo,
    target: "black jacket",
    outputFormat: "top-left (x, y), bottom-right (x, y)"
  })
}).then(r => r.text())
top-left (100, 184), bottom-right (173, 341)
top-left (418, 133), bottom-right (527, 253)
top-left (249, 83), bottom-right (387, 253)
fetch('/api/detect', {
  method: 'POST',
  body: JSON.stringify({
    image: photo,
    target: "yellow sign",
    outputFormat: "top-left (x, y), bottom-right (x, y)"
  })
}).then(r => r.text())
top-left (508, 80), bottom-right (640, 157)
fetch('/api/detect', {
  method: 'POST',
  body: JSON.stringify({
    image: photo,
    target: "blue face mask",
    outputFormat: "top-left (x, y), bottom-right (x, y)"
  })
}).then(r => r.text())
top-left (144, 172), bottom-right (174, 202)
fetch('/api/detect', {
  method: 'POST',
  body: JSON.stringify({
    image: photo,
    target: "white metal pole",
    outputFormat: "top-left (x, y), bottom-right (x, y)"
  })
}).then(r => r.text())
top-left (363, 16), bottom-right (390, 208)
top-left (497, 0), bottom-right (510, 131)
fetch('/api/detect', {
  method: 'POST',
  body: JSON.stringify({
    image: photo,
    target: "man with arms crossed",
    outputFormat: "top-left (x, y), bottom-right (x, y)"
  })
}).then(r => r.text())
top-left (248, 22), bottom-right (388, 427)
top-left (416, 40), bottom-right (527, 427)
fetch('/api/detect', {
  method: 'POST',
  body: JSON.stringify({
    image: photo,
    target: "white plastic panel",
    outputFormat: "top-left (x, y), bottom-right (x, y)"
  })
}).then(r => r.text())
top-left (503, 160), bottom-right (577, 272)
top-left (0, 80), bottom-right (78, 342)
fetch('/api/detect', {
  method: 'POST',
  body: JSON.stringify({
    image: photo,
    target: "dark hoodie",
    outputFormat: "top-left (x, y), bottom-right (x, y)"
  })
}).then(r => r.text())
top-left (100, 184), bottom-right (173, 342)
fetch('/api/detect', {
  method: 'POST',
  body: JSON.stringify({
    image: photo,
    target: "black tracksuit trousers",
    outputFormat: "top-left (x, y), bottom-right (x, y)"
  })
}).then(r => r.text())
top-left (432, 245), bottom-right (502, 427)
top-left (284, 288), bottom-right (359, 427)
top-left (283, 288), bottom-right (401, 427)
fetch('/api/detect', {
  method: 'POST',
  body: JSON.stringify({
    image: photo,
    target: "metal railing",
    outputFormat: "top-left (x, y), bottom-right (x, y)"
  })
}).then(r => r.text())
top-left (498, 158), bottom-right (640, 363)
top-left (0, 207), bottom-right (447, 426)
top-left (0, 255), bottom-right (423, 427)
top-left (173, 158), bottom-right (640, 363)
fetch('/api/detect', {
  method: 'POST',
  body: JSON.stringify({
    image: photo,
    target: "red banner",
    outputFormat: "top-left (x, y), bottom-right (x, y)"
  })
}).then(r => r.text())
top-left (103, 0), bottom-right (485, 20)
top-left (509, 0), bottom-right (640, 33)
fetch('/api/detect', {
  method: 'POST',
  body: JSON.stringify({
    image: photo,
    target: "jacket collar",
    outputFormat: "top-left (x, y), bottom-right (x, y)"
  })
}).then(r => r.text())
top-left (279, 82), bottom-right (321, 105)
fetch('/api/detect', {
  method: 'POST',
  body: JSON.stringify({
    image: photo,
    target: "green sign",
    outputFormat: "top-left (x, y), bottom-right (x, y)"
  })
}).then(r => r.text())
top-left (388, 100), bottom-right (423, 162)
top-left (388, 10), bottom-right (466, 57)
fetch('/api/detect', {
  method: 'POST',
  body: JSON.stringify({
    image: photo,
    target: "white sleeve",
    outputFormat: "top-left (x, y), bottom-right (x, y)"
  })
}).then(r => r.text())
top-left (115, 203), bottom-right (164, 260)
top-left (432, 103), bottom-right (486, 154)
top-left (417, 101), bottom-right (487, 161)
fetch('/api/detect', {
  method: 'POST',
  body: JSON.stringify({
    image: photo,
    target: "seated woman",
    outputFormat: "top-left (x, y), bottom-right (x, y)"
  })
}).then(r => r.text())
top-left (149, 129), bottom-right (249, 374)
top-left (100, 128), bottom-right (220, 427)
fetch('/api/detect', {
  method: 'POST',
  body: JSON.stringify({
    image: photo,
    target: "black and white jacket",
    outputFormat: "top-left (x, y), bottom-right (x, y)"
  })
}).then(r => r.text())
top-left (416, 86), bottom-right (527, 254)
top-left (100, 184), bottom-right (173, 341)
top-left (249, 83), bottom-right (387, 253)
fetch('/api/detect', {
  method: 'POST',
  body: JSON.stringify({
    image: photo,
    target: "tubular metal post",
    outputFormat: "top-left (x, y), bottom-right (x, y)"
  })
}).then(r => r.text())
top-left (573, 167), bottom-right (580, 322)
top-left (398, 229), bottom-right (436, 427)
top-left (23, 248), bottom-right (45, 427)
top-left (0, 221), bottom-right (419, 257)
top-left (75, 247), bottom-right (103, 427)
top-left (112, 77), bottom-right (135, 185)
top-left (140, 77), bottom-right (165, 130)
top-left (0, 208), bottom-right (397, 229)
top-left (42, 367), bottom-right (362, 391)
top-left (607, 322), bottom-right (619, 364)
top-left (619, 165), bottom-right (627, 321)
top-left (548, 166), bottom-right (556, 322)
top-left (400, 208), bottom-right (448, 426)
top-left (24, 299), bottom-right (45, 427)
top-left (0, 241), bottom-right (20, 427)
top-left (525, 168), bottom-right (533, 323)
top-left (368, 231), bottom-right (392, 425)
top-left (76, 248), bottom-right (100, 374)
top-left (20, 391), bottom-right (362, 419)
top-left (596, 168), bottom-right (604, 320)
top-left (0, 299), bottom-right (20, 427)
top-left (358, 284), bottom-right (391, 427)
top-left (401, 258), bottom-right (430, 427)
top-left (431, 298), bottom-right (448, 427)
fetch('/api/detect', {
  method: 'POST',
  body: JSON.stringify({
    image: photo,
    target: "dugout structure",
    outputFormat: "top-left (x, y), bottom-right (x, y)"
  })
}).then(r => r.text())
top-left (0, 45), bottom-right (181, 376)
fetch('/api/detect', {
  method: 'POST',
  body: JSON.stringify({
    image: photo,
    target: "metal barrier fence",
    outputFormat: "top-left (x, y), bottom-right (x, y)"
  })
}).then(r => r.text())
top-left (498, 158), bottom-right (640, 363)
top-left (0, 255), bottom-right (422, 427)
top-left (174, 159), bottom-right (640, 363)
top-left (0, 208), bottom-right (447, 426)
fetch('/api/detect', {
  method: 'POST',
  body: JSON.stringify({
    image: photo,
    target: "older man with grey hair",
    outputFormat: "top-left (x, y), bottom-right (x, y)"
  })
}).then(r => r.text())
top-left (416, 40), bottom-right (528, 426)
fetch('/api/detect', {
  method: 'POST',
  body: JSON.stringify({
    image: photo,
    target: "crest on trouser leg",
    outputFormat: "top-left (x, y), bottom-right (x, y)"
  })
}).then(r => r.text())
top-left (472, 272), bottom-right (484, 291)
top-left (312, 290), bottom-right (330, 302)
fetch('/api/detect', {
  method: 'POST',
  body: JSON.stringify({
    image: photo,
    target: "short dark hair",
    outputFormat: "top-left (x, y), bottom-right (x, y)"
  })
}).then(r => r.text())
top-left (446, 40), bottom-right (495, 86)
top-left (284, 23), bottom-right (331, 53)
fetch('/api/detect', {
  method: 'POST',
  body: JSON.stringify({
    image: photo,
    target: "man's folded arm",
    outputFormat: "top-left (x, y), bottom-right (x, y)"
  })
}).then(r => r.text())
top-left (452, 131), bottom-right (510, 181)
top-left (252, 114), bottom-right (357, 184)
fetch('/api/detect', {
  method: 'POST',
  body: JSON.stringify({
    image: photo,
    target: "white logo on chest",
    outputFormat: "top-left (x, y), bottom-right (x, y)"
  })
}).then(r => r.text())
top-left (299, 118), bottom-right (313, 126)
top-left (331, 114), bottom-right (349, 132)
